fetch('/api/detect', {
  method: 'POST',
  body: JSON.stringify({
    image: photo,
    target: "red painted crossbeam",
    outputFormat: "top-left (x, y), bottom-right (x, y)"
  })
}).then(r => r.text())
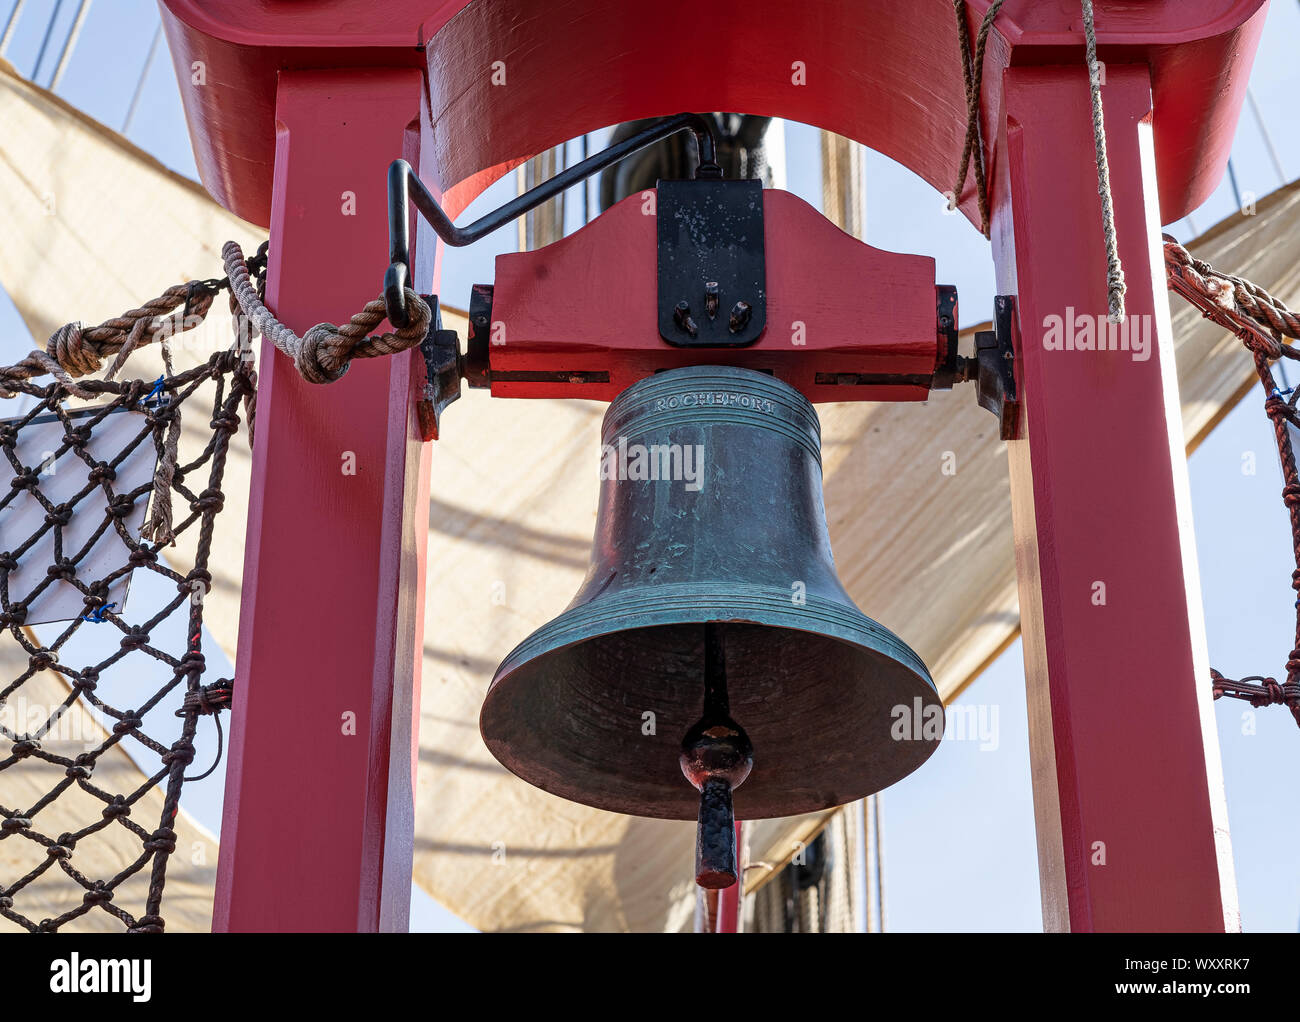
top-left (488, 189), bottom-right (949, 403)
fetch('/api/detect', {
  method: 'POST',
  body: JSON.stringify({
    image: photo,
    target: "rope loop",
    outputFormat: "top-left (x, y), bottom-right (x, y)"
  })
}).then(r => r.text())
top-left (222, 240), bottom-right (431, 385)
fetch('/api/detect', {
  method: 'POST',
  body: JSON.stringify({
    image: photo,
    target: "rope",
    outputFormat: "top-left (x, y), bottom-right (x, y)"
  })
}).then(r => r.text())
top-left (949, 0), bottom-right (1006, 236)
top-left (1166, 235), bottom-right (1300, 728)
top-left (950, 1), bottom-right (1126, 321)
top-left (1, 348), bottom-right (250, 931)
top-left (174, 680), bottom-right (233, 782)
top-left (222, 241), bottom-right (430, 385)
top-left (3, 243), bottom-right (426, 540)
top-left (1081, 0), bottom-right (1127, 323)
top-left (0, 284), bottom-right (219, 401)
top-left (1165, 239), bottom-right (1300, 351)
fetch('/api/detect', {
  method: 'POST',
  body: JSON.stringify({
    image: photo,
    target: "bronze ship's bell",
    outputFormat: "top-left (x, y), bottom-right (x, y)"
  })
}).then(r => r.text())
top-left (480, 366), bottom-right (943, 889)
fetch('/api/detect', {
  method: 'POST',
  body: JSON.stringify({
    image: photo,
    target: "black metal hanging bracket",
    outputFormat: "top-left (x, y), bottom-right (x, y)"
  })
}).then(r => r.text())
top-left (414, 295), bottom-right (463, 442)
top-left (657, 177), bottom-right (766, 348)
top-left (957, 294), bottom-right (1021, 441)
top-left (384, 113), bottom-right (721, 328)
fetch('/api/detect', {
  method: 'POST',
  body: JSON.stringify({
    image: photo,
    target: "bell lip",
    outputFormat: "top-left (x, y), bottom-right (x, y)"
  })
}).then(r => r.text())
top-left (489, 582), bottom-right (933, 688)
top-left (480, 585), bottom-right (942, 821)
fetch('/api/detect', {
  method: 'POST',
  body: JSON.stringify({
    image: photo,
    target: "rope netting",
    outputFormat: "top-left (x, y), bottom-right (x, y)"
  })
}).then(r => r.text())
top-left (0, 351), bottom-right (252, 930)
top-left (1166, 237), bottom-right (1300, 727)
top-left (0, 245), bottom-right (276, 932)
top-left (0, 243), bottom-right (429, 931)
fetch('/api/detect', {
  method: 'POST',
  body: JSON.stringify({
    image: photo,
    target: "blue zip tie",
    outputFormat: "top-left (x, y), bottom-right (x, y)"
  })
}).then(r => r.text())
top-left (1271, 386), bottom-right (1295, 400)
top-left (139, 376), bottom-right (166, 410)
top-left (82, 602), bottom-right (116, 623)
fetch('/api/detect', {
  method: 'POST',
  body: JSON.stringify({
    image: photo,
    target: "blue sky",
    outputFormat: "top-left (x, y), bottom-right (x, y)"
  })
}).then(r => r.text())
top-left (1, 0), bottom-right (1297, 932)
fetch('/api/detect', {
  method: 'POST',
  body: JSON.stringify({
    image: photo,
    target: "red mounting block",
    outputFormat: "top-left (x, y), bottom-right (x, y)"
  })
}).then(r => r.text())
top-left (483, 188), bottom-right (954, 404)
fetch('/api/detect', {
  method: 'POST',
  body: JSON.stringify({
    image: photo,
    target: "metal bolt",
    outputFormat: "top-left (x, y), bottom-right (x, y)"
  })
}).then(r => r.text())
top-left (728, 301), bottom-right (752, 333)
top-left (704, 281), bottom-right (720, 319)
top-left (674, 300), bottom-right (699, 337)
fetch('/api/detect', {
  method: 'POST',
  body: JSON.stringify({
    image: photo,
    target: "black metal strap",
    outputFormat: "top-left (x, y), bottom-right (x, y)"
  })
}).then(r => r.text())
top-left (384, 113), bottom-right (720, 327)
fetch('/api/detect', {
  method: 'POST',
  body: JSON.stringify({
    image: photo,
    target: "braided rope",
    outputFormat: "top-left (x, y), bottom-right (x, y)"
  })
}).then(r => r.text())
top-left (1165, 237), bottom-right (1300, 350)
top-left (1166, 235), bottom-right (1300, 728)
top-left (0, 285), bottom-right (216, 401)
top-left (951, 1), bottom-right (1126, 321)
top-left (4, 242), bottom-right (427, 541)
top-left (1081, 0), bottom-right (1127, 323)
top-left (949, 0), bottom-right (1006, 237)
top-left (222, 241), bottom-right (430, 385)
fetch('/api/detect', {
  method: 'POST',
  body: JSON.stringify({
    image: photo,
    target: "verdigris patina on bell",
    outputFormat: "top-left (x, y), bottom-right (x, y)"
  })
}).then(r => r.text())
top-left (480, 366), bottom-right (942, 841)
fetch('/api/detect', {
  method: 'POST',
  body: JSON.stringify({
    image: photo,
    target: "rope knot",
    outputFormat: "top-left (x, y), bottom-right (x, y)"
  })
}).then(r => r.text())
top-left (107, 492), bottom-right (137, 518)
top-left (144, 827), bottom-right (177, 854)
top-left (63, 424), bottom-right (92, 449)
top-left (82, 885), bottom-right (113, 906)
top-left (28, 649), bottom-right (57, 670)
top-left (118, 628), bottom-right (150, 651)
top-left (87, 461), bottom-right (116, 484)
top-left (128, 546), bottom-right (158, 566)
top-left (162, 742), bottom-right (194, 768)
top-left (295, 323), bottom-right (351, 384)
top-left (43, 504), bottom-right (73, 527)
top-left (46, 322), bottom-right (100, 377)
top-left (45, 559), bottom-right (75, 580)
top-left (26, 647), bottom-right (58, 680)
top-left (179, 679), bottom-right (233, 717)
top-left (112, 715), bottom-right (143, 736)
top-left (101, 797), bottom-right (130, 820)
top-left (210, 411), bottom-right (239, 434)
top-left (9, 470), bottom-right (39, 492)
top-left (182, 568), bottom-right (211, 594)
top-left (190, 488), bottom-right (224, 515)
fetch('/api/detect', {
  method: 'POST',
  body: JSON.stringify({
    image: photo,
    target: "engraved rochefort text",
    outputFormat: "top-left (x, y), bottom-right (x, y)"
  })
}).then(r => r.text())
top-left (653, 391), bottom-right (776, 414)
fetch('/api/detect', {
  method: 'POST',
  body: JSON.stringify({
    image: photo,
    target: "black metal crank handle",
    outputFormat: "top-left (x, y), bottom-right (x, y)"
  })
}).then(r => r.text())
top-left (384, 112), bottom-right (720, 327)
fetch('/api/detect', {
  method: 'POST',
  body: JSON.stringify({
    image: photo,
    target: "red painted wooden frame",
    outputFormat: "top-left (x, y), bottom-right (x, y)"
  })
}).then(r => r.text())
top-left (213, 70), bottom-right (431, 933)
top-left (160, 0), bottom-right (1264, 229)
top-left (488, 189), bottom-right (946, 403)
top-left (992, 64), bottom-right (1237, 931)
top-left (155, 0), bottom-right (1266, 932)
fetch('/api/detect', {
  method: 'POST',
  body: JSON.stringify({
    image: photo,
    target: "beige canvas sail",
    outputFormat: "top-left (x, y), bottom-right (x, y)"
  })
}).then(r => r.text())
top-left (1, 57), bottom-right (1296, 931)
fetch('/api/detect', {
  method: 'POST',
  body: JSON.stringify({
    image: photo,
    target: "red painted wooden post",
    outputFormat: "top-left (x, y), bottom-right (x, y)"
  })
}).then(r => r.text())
top-left (992, 64), bottom-right (1238, 932)
top-left (213, 68), bottom-right (431, 932)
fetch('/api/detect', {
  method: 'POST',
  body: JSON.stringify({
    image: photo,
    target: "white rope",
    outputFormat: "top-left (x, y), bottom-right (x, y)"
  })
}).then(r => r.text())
top-left (1082, 0), bottom-right (1127, 323)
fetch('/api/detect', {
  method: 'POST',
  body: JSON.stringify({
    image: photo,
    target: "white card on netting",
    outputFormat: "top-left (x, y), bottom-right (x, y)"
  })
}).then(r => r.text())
top-left (0, 405), bottom-right (159, 625)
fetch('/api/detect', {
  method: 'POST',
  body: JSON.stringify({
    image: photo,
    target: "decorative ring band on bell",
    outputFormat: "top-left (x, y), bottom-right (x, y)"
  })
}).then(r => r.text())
top-left (480, 365), bottom-right (943, 820)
